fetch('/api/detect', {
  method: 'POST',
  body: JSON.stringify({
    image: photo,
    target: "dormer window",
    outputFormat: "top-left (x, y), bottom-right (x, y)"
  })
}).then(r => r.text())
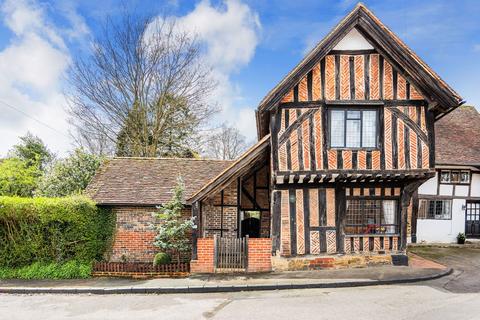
top-left (329, 108), bottom-right (377, 149)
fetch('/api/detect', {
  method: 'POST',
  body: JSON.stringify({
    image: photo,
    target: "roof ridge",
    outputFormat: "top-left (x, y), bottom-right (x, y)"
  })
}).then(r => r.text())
top-left (111, 156), bottom-right (235, 162)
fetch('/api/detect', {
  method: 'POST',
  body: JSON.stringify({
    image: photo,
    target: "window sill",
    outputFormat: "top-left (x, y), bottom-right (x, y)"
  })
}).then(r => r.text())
top-left (345, 234), bottom-right (400, 237)
top-left (329, 147), bottom-right (380, 151)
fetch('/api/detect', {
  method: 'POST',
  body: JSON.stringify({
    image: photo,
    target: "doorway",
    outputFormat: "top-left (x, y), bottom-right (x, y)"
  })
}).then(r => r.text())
top-left (466, 201), bottom-right (480, 238)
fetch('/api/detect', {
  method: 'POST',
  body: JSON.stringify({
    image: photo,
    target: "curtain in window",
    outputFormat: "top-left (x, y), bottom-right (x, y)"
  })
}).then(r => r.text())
top-left (382, 200), bottom-right (396, 233)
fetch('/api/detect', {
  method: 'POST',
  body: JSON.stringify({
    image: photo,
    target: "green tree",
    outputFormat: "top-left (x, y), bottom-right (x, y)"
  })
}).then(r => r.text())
top-left (0, 158), bottom-right (40, 197)
top-left (36, 149), bottom-right (103, 197)
top-left (11, 132), bottom-right (53, 171)
top-left (152, 178), bottom-right (195, 264)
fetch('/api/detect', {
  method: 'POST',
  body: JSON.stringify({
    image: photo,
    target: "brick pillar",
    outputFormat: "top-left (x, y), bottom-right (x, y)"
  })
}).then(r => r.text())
top-left (190, 238), bottom-right (215, 273)
top-left (247, 238), bottom-right (272, 273)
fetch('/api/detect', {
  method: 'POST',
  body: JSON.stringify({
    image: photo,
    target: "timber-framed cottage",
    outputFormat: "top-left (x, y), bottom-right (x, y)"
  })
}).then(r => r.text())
top-left (88, 3), bottom-right (464, 272)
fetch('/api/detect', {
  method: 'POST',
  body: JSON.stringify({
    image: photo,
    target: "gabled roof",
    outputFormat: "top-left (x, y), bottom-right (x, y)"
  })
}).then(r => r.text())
top-left (86, 157), bottom-right (233, 206)
top-left (435, 106), bottom-right (480, 167)
top-left (188, 134), bottom-right (270, 203)
top-left (257, 3), bottom-right (463, 118)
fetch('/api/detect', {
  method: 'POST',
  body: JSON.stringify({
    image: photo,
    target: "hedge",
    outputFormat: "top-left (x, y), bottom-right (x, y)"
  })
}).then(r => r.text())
top-left (0, 196), bottom-right (115, 268)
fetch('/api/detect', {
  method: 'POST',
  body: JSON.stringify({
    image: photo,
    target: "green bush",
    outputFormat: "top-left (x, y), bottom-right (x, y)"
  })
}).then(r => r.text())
top-left (0, 196), bottom-right (115, 268)
top-left (0, 261), bottom-right (92, 279)
top-left (153, 252), bottom-right (171, 266)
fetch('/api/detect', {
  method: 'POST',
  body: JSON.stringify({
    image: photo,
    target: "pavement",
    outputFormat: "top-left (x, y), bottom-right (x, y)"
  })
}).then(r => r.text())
top-left (0, 254), bottom-right (450, 294)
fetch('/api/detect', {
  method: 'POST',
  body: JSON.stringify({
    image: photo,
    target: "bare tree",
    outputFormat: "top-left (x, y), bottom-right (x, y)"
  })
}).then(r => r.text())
top-left (67, 12), bottom-right (217, 157)
top-left (204, 124), bottom-right (249, 160)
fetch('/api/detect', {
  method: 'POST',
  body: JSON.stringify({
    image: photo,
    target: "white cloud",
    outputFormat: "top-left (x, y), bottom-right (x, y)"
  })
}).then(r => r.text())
top-left (0, 0), bottom-right (85, 157)
top-left (171, 0), bottom-right (261, 141)
top-left (474, 44), bottom-right (480, 52)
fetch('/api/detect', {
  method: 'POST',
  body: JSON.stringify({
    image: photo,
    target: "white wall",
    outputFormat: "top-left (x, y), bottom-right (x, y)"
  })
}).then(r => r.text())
top-left (333, 28), bottom-right (374, 50)
top-left (416, 198), bottom-right (466, 243)
top-left (471, 173), bottom-right (480, 197)
top-left (418, 173), bottom-right (437, 195)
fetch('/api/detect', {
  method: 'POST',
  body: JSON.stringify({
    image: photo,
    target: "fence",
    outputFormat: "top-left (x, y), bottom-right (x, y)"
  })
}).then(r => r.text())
top-left (214, 235), bottom-right (248, 272)
top-left (93, 262), bottom-right (190, 278)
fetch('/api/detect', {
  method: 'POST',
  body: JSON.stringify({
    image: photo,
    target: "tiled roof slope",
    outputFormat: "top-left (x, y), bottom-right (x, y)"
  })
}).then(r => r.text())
top-left (436, 106), bottom-right (480, 166)
top-left (86, 157), bottom-right (233, 205)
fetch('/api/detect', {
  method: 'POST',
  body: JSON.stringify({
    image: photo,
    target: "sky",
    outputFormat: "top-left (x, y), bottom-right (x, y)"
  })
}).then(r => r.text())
top-left (0, 0), bottom-right (479, 157)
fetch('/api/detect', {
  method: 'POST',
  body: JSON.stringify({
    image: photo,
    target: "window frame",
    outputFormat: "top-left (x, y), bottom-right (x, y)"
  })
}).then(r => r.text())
top-left (345, 196), bottom-right (400, 236)
top-left (418, 199), bottom-right (453, 220)
top-left (438, 170), bottom-right (471, 185)
top-left (328, 107), bottom-right (379, 150)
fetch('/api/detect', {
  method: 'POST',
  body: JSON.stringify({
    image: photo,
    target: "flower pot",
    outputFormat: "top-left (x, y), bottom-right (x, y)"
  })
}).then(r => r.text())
top-left (457, 238), bottom-right (466, 245)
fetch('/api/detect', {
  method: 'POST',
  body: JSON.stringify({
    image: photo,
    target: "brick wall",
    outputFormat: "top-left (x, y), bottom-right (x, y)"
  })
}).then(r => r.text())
top-left (190, 238), bottom-right (215, 273)
top-left (247, 238), bottom-right (272, 272)
top-left (109, 206), bottom-right (191, 263)
top-left (202, 182), bottom-right (238, 238)
top-left (190, 237), bottom-right (272, 273)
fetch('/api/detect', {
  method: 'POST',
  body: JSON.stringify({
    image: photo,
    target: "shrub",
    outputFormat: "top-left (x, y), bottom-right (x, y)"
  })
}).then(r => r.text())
top-left (153, 252), bottom-right (171, 266)
top-left (0, 261), bottom-right (92, 280)
top-left (152, 178), bottom-right (195, 264)
top-left (0, 196), bottom-right (115, 268)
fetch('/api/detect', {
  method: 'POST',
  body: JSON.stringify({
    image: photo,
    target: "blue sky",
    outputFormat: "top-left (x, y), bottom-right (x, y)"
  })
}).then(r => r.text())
top-left (0, 0), bottom-right (479, 156)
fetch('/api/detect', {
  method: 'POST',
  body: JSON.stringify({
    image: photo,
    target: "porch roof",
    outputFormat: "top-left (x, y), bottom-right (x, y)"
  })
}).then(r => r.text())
top-left (188, 134), bottom-right (271, 204)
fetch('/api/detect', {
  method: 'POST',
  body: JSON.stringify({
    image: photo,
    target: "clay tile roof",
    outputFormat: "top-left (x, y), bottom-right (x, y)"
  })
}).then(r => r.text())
top-left (436, 106), bottom-right (480, 167)
top-left (86, 157), bottom-right (233, 206)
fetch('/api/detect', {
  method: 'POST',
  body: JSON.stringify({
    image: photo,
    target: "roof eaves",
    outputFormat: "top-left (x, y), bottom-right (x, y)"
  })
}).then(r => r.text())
top-left (188, 134), bottom-right (271, 204)
top-left (256, 3), bottom-right (463, 117)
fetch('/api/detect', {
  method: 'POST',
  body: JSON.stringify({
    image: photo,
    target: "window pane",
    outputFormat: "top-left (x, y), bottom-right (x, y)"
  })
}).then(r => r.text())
top-left (461, 171), bottom-right (470, 183)
top-left (362, 110), bottom-right (376, 148)
top-left (347, 110), bottom-right (361, 119)
top-left (424, 200), bottom-right (452, 220)
top-left (346, 119), bottom-right (361, 147)
top-left (346, 199), bottom-right (398, 234)
top-left (330, 110), bottom-right (345, 147)
top-left (382, 200), bottom-right (396, 234)
top-left (451, 171), bottom-right (460, 183)
top-left (440, 171), bottom-right (450, 183)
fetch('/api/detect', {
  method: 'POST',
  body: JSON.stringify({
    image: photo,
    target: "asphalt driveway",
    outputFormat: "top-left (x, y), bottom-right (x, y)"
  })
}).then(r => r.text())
top-left (409, 246), bottom-right (480, 293)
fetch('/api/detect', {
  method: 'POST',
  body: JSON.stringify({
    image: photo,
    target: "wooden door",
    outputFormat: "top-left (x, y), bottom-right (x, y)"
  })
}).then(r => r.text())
top-left (466, 201), bottom-right (480, 238)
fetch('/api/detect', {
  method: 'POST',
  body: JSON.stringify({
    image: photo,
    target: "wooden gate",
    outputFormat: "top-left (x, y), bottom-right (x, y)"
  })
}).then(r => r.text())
top-left (214, 235), bottom-right (248, 272)
top-left (466, 201), bottom-right (480, 238)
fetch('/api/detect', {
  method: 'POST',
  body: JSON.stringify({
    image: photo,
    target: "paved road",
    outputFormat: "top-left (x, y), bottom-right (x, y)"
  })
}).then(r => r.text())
top-left (3, 247), bottom-right (480, 320)
top-left (2, 285), bottom-right (480, 320)
top-left (409, 246), bottom-right (480, 293)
